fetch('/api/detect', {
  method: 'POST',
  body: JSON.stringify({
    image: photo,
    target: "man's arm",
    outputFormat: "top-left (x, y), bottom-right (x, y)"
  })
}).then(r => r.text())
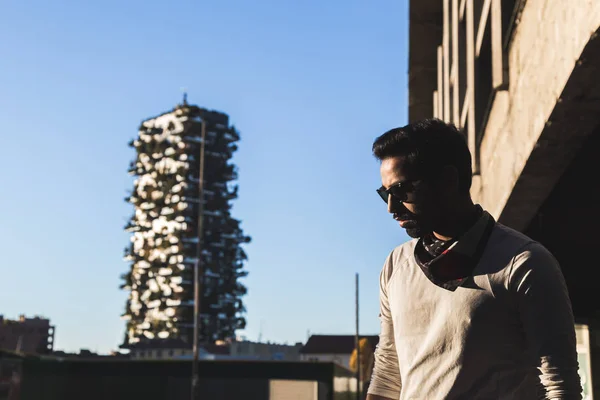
top-left (366, 395), bottom-right (395, 400)
top-left (367, 255), bottom-right (401, 400)
top-left (511, 243), bottom-right (582, 399)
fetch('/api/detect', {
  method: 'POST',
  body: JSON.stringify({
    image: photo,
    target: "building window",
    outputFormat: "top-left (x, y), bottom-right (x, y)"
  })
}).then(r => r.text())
top-left (474, 4), bottom-right (493, 143)
top-left (437, 0), bottom-right (520, 162)
top-left (502, 0), bottom-right (519, 49)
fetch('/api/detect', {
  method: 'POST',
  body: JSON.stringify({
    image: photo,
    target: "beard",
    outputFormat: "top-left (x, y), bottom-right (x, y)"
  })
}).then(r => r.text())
top-left (402, 220), bottom-right (424, 239)
top-left (394, 206), bottom-right (429, 239)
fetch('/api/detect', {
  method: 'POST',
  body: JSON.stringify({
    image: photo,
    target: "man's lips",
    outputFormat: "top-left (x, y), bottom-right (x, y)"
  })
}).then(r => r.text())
top-left (394, 215), bottom-right (417, 228)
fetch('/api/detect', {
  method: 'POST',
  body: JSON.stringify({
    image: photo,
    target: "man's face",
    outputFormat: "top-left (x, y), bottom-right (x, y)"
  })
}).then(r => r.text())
top-left (379, 156), bottom-right (441, 238)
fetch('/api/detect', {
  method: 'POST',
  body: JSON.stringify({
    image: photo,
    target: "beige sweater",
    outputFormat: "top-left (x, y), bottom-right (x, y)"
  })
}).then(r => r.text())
top-left (368, 223), bottom-right (582, 400)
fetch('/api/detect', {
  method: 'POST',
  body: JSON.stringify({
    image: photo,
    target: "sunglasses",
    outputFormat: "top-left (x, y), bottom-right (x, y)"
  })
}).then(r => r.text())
top-left (376, 180), bottom-right (420, 204)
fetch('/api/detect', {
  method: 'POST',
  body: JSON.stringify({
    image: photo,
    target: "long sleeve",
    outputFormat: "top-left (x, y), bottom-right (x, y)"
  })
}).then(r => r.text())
top-left (368, 254), bottom-right (402, 399)
top-left (510, 242), bottom-right (582, 399)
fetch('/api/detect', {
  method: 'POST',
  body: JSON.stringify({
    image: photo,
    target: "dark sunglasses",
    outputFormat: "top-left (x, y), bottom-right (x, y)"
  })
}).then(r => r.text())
top-left (376, 180), bottom-right (420, 204)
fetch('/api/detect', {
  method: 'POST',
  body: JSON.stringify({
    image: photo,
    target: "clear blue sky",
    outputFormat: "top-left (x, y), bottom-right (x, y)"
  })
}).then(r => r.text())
top-left (0, 0), bottom-right (409, 353)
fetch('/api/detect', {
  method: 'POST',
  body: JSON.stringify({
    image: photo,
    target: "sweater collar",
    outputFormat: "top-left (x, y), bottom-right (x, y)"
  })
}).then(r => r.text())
top-left (414, 208), bottom-right (496, 291)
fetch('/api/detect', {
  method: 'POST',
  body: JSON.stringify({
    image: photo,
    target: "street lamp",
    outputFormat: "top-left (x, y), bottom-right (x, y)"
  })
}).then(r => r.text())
top-left (191, 111), bottom-right (207, 400)
top-left (355, 273), bottom-right (361, 400)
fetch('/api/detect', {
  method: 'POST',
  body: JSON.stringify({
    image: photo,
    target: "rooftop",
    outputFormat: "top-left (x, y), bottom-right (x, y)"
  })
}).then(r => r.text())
top-left (300, 335), bottom-right (379, 355)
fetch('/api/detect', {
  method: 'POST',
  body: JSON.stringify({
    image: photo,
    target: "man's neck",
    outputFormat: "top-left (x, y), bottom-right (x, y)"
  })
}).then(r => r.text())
top-left (432, 201), bottom-right (480, 241)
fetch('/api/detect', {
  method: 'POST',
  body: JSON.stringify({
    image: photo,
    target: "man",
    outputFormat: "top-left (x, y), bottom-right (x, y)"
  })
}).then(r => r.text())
top-left (366, 119), bottom-right (582, 400)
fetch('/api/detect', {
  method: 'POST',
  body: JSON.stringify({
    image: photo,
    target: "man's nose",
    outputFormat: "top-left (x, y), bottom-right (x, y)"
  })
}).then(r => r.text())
top-left (387, 195), bottom-right (399, 214)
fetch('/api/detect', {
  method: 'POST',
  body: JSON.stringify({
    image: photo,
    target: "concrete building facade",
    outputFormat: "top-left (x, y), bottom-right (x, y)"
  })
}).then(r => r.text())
top-left (0, 315), bottom-right (55, 354)
top-left (409, 0), bottom-right (600, 396)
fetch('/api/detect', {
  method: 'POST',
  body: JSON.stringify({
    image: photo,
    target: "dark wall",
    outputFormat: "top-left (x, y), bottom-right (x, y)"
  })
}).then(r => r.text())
top-left (524, 124), bottom-right (600, 321)
top-left (21, 375), bottom-right (268, 400)
top-left (523, 124), bottom-right (600, 398)
top-left (10, 358), bottom-right (355, 400)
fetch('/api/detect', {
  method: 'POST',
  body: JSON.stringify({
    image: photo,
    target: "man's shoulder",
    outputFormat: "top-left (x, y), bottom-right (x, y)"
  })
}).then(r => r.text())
top-left (491, 222), bottom-right (533, 249)
top-left (390, 238), bottom-right (418, 263)
top-left (490, 222), bottom-right (553, 260)
top-left (384, 239), bottom-right (418, 270)
top-left (490, 225), bottom-right (564, 292)
top-left (380, 239), bottom-right (418, 284)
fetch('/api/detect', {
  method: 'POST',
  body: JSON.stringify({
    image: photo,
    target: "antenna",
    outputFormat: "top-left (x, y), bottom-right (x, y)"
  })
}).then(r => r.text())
top-left (180, 87), bottom-right (188, 106)
top-left (258, 320), bottom-right (264, 343)
top-left (15, 335), bottom-right (23, 353)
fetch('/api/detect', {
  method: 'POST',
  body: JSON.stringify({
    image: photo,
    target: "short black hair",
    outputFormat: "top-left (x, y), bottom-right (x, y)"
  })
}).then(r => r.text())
top-left (372, 118), bottom-right (472, 193)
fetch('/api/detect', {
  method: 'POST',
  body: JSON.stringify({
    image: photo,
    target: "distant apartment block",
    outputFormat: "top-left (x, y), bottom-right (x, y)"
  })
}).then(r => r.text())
top-left (129, 338), bottom-right (302, 361)
top-left (0, 315), bottom-right (54, 354)
top-left (128, 339), bottom-right (229, 360)
top-left (229, 340), bottom-right (303, 361)
top-left (121, 99), bottom-right (251, 352)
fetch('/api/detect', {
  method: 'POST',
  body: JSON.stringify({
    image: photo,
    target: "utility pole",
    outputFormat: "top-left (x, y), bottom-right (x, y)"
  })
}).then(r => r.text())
top-left (191, 113), bottom-right (207, 400)
top-left (355, 273), bottom-right (361, 400)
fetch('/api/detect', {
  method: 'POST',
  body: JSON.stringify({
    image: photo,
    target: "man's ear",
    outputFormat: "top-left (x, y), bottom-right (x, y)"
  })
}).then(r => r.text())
top-left (439, 165), bottom-right (460, 192)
